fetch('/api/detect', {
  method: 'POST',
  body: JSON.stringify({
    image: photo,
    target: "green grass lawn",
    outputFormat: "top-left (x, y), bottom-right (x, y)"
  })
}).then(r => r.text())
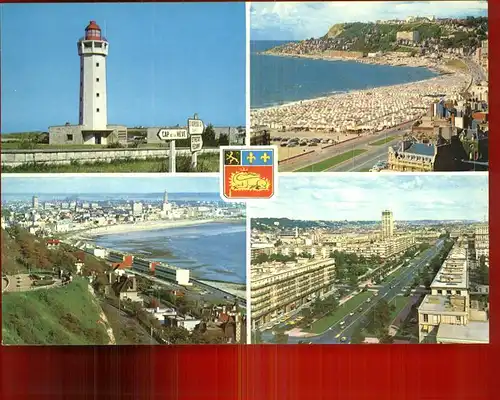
top-left (295, 149), bottom-right (367, 172)
top-left (1, 154), bottom-right (220, 173)
top-left (369, 136), bottom-right (396, 146)
top-left (360, 168), bottom-right (371, 172)
top-left (309, 291), bottom-right (372, 334)
top-left (2, 278), bottom-right (110, 345)
top-left (1, 143), bottom-right (109, 150)
top-left (389, 296), bottom-right (410, 323)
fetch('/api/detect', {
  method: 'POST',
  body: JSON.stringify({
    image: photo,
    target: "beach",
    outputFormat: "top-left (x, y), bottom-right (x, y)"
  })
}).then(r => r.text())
top-left (72, 218), bottom-right (242, 239)
top-left (92, 220), bottom-right (247, 283)
top-left (251, 51), bottom-right (470, 132)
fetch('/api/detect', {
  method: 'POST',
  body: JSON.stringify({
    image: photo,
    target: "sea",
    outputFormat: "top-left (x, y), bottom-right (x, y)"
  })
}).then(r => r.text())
top-left (250, 40), bottom-right (439, 109)
top-left (94, 221), bottom-right (246, 284)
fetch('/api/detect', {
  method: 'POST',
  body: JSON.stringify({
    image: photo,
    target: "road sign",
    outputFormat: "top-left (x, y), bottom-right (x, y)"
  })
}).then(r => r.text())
top-left (157, 129), bottom-right (188, 141)
top-left (188, 118), bottom-right (204, 135)
top-left (190, 135), bottom-right (203, 153)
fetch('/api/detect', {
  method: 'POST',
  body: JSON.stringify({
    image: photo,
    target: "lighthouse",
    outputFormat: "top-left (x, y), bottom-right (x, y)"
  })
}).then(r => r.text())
top-left (77, 21), bottom-right (109, 131)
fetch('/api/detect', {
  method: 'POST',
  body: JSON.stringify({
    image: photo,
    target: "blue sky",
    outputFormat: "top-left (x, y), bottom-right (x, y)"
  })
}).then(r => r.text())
top-left (248, 174), bottom-right (488, 221)
top-left (251, 1), bottom-right (488, 40)
top-left (1, 3), bottom-right (246, 133)
top-left (1, 176), bottom-right (219, 195)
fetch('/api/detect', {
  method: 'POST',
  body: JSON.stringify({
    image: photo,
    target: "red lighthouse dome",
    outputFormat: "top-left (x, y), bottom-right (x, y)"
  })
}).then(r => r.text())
top-left (85, 20), bottom-right (102, 40)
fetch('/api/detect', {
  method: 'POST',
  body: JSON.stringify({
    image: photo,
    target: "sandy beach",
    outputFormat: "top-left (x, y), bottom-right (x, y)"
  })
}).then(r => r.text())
top-left (251, 51), bottom-right (470, 133)
top-left (72, 218), bottom-right (240, 239)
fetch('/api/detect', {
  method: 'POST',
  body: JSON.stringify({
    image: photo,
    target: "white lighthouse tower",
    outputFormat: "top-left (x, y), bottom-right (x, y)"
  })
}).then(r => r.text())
top-left (77, 21), bottom-right (109, 131)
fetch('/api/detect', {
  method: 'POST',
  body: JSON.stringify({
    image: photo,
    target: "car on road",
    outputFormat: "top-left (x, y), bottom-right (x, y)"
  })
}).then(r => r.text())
top-left (335, 333), bottom-right (341, 338)
top-left (340, 337), bottom-right (348, 342)
top-left (358, 307), bottom-right (363, 312)
top-left (367, 298), bottom-right (371, 303)
top-left (349, 312), bottom-right (354, 316)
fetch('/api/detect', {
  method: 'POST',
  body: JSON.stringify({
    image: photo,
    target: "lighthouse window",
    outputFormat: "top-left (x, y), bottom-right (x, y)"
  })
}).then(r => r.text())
top-left (96, 93), bottom-right (100, 98)
top-left (96, 108), bottom-right (100, 112)
top-left (96, 62), bottom-right (100, 67)
top-left (96, 78), bottom-right (100, 82)
top-left (67, 134), bottom-right (73, 141)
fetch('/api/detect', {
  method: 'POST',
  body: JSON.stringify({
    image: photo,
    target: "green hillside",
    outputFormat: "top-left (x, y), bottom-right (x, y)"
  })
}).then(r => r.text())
top-left (2, 278), bottom-right (111, 345)
top-left (319, 18), bottom-right (487, 53)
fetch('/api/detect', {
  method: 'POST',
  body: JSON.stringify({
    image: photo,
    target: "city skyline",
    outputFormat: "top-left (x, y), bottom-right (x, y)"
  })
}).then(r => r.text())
top-left (1, 3), bottom-right (246, 133)
top-left (251, 1), bottom-right (488, 40)
top-left (1, 176), bottom-right (220, 196)
top-left (248, 174), bottom-right (488, 221)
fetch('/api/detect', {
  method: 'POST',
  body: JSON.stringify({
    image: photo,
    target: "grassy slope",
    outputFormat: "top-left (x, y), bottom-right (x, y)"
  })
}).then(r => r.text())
top-left (2, 278), bottom-right (110, 345)
top-left (1, 154), bottom-right (220, 173)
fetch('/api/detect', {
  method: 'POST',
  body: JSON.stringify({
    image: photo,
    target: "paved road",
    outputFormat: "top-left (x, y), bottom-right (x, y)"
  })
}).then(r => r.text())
top-left (328, 136), bottom-right (402, 172)
top-left (463, 57), bottom-right (487, 84)
top-left (2, 274), bottom-right (64, 293)
top-left (280, 121), bottom-right (414, 172)
top-left (263, 240), bottom-right (444, 344)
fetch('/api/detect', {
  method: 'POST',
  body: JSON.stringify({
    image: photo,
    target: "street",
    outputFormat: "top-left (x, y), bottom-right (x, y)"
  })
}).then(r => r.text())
top-left (279, 121), bottom-right (413, 172)
top-left (327, 136), bottom-right (402, 172)
top-left (262, 239), bottom-right (444, 344)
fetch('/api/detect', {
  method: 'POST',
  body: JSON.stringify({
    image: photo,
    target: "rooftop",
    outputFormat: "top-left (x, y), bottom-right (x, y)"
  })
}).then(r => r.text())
top-left (251, 258), bottom-right (335, 283)
top-left (419, 294), bottom-right (467, 314)
top-left (404, 142), bottom-right (436, 157)
top-left (436, 321), bottom-right (489, 343)
top-left (252, 243), bottom-right (275, 250)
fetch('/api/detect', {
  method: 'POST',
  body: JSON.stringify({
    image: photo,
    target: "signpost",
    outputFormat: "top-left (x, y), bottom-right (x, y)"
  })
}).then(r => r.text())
top-left (157, 129), bottom-right (188, 173)
top-left (188, 114), bottom-right (205, 169)
top-left (156, 114), bottom-right (204, 172)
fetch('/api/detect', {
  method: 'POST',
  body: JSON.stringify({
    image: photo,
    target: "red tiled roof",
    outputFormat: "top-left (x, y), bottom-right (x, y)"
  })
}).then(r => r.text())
top-left (85, 20), bottom-right (101, 31)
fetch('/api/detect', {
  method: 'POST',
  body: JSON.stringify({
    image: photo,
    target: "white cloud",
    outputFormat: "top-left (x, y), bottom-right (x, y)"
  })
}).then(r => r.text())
top-left (248, 174), bottom-right (488, 221)
top-left (251, 1), bottom-right (488, 40)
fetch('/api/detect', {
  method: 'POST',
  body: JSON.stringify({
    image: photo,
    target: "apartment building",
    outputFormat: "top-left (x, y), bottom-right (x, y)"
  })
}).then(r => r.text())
top-left (418, 242), bottom-right (489, 344)
top-left (251, 258), bottom-right (336, 330)
top-left (474, 224), bottom-right (489, 266)
top-left (251, 243), bottom-right (275, 262)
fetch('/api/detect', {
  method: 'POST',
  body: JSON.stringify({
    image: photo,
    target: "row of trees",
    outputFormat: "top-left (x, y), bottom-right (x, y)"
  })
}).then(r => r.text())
top-left (330, 251), bottom-right (382, 286)
top-left (299, 295), bottom-right (340, 329)
top-left (4, 226), bottom-right (81, 275)
top-left (252, 253), bottom-right (297, 265)
top-left (361, 299), bottom-right (397, 343)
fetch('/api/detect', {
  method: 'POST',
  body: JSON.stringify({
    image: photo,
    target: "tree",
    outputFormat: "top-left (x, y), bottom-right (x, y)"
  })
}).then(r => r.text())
top-left (218, 133), bottom-right (229, 146)
top-left (162, 326), bottom-right (191, 344)
top-left (379, 332), bottom-right (394, 344)
top-left (367, 299), bottom-right (391, 336)
top-left (202, 124), bottom-right (217, 147)
top-left (274, 331), bottom-right (289, 344)
top-left (150, 298), bottom-right (160, 309)
top-left (351, 326), bottom-right (366, 344)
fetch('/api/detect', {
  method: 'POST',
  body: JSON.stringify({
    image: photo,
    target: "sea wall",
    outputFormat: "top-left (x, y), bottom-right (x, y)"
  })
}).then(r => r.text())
top-left (1, 147), bottom-right (219, 167)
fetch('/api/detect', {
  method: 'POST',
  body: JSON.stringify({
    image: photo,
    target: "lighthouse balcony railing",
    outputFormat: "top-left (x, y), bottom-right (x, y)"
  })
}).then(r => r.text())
top-left (78, 36), bottom-right (108, 42)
